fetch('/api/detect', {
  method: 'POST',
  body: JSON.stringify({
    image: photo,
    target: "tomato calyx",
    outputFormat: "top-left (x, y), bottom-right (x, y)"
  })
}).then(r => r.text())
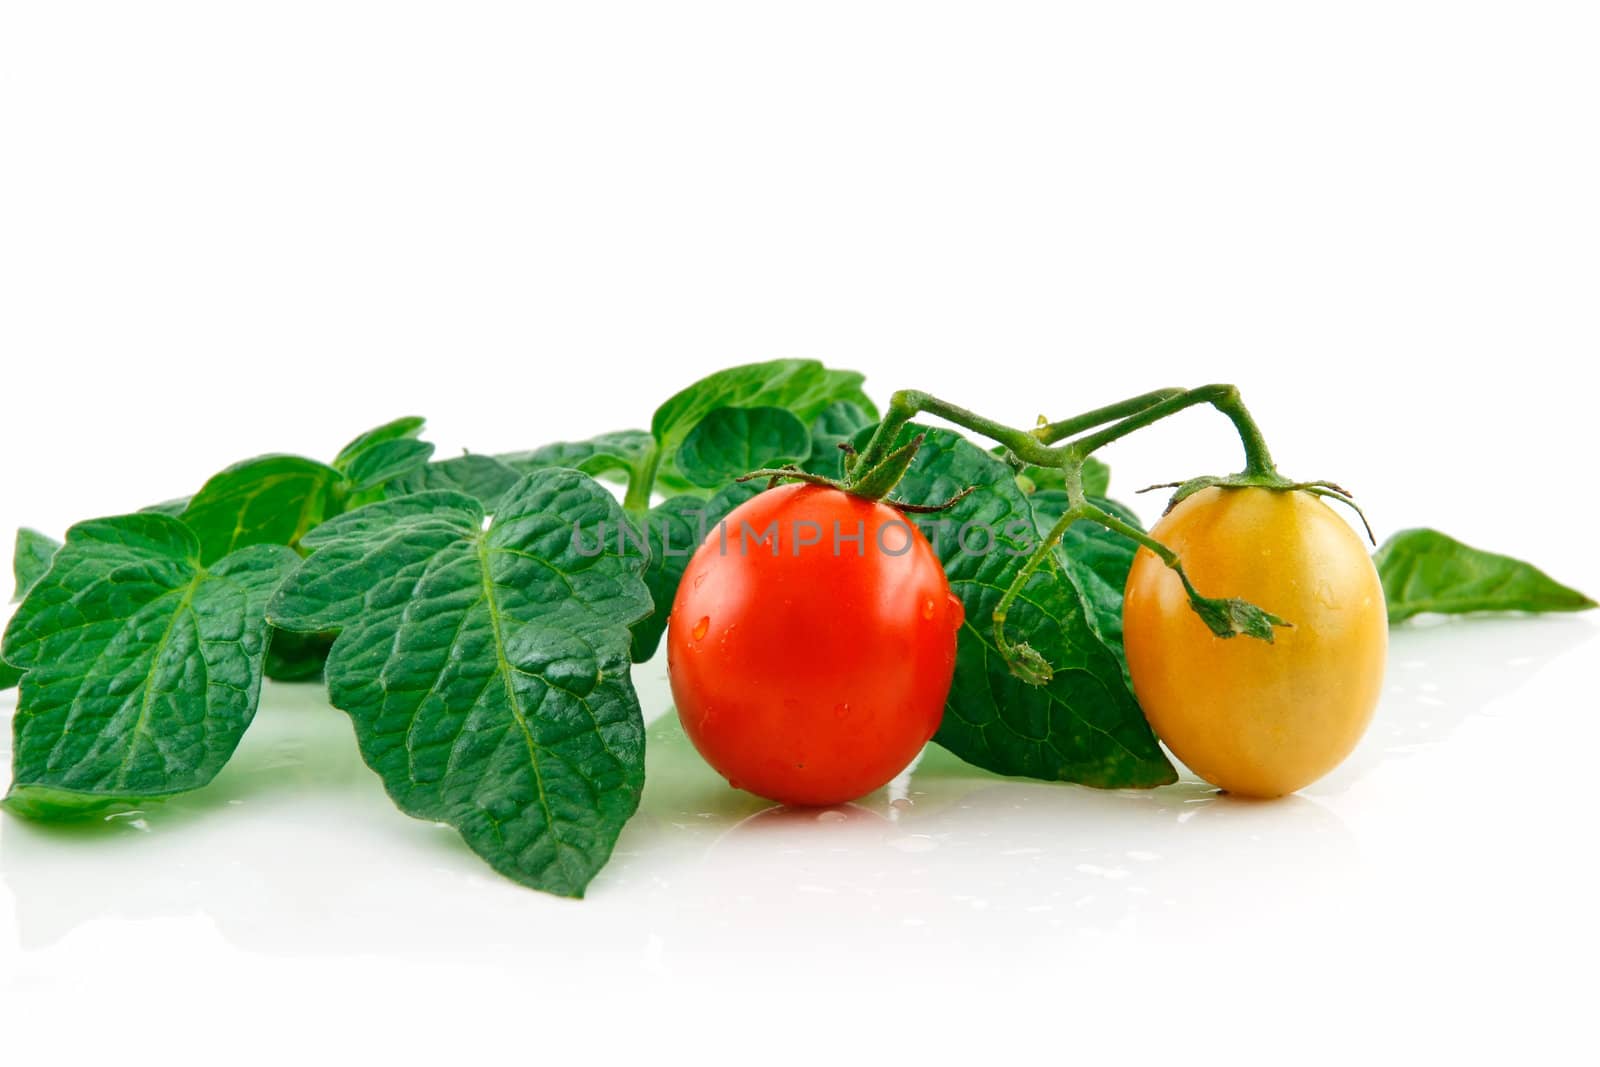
top-left (1139, 471), bottom-right (1376, 545)
top-left (737, 431), bottom-right (978, 515)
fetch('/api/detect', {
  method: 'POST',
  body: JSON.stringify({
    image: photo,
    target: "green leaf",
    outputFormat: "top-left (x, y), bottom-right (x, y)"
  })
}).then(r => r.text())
top-left (503, 364), bottom-right (875, 507)
top-left (676, 406), bottom-right (810, 488)
top-left (2, 529), bottom-right (64, 690)
top-left (340, 437), bottom-right (435, 493)
top-left (393, 454), bottom-right (524, 511)
top-left (333, 417), bottom-right (435, 497)
top-left (628, 480), bottom-right (761, 662)
top-left (499, 429), bottom-right (653, 482)
top-left (12, 528), bottom-right (60, 603)
top-left (650, 359), bottom-right (877, 465)
top-left (333, 415), bottom-right (427, 472)
top-left (801, 400), bottom-right (876, 478)
top-left (266, 471), bottom-right (654, 897)
top-left (177, 417), bottom-right (434, 565)
top-left (855, 425), bottom-right (1175, 788)
top-left (179, 454), bottom-right (344, 565)
top-left (1375, 528), bottom-right (1597, 623)
top-left (1, 514), bottom-right (297, 819)
top-left (140, 497), bottom-right (191, 517)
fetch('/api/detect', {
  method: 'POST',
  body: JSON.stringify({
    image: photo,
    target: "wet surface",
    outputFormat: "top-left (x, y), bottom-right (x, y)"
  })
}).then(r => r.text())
top-left (2, 615), bottom-right (1596, 1031)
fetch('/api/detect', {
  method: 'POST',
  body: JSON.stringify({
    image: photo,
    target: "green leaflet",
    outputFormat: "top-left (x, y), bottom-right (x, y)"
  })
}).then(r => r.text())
top-left (180, 418), bottom-right (436, 566)
top-left (650, 360), bottom-right (877, 495)
top-left (330, 417), bottom-right (436, 501)
top-left (1, 529), bottom-right (64, 690)
top-left (332, 415), bottom-right (427, 470)
top-left (1, 514), bottom-right (297, 819)
top-left (628, 480), bottom-right (761, 662)
top-left (266, 471), bottom-right (654, 898)
top-left (393, 453), bottom-right (524, 512)
top-left (340, 438), bottom-right (435, 493)
top-left (861, 425), bottom-right (1175, 789)
top-left (1375, 528), bottom-right (1596, 623)
top-left (503, 363), bottom-right (877, 507)
top-left (11, 527), bottom-right (59, 603)
top-left (180, 454), bottom-right (347, 565)
top-left (651, 359), bottom-right (877, 459)
top-left (499, 429), bottom-right (653, 481)
top-left (499, 429), bottom-right (707, 498)
top-left (140, 497), bottom-right (192, 517)
top-left (676, 406), bottom-right (810, 487)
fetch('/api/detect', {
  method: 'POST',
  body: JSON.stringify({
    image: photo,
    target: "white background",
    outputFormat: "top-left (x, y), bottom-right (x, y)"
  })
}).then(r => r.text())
top-left (2, 3), bottom-right (1597, 1063)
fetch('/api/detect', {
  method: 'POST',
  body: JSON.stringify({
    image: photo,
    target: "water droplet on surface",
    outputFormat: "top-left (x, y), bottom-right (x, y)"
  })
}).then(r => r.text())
top-left (922, 598), bottom-right (936, 620)
top-left (833, 702), bottom-right (851, 719)
top-left (947, 593), bottom-right (966, 628)
top-left (693, 573), bottom-right (706, 589)
top-left (692, 616), bottom-right (710, 640)
top-left (816, 810), bottom-right (847, 824)
top-left (1315, 580), bottom-right (1338, 608)
top-left (890, 797), bottom-right (913, 811)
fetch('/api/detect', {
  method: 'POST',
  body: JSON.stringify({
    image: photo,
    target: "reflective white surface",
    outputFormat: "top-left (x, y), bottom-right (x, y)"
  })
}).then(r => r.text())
top-left (3, 614), bottom-right (1595, 1060)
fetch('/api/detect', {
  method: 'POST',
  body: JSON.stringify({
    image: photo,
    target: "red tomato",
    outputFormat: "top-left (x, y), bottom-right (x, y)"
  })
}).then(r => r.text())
top-left (666, 483), bottom-right (964, 806)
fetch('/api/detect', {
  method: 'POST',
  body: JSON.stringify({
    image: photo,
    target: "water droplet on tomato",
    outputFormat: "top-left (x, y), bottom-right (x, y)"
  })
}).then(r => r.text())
top-left (947, 593), bottom-right (965, 628)
top-left (922, 598), bottom-right (936, 620)
top-left (692, 616), bottom-right (710, 640)
top-left (693, 573), bottom-right (706, 589)
top-left (834, 702), bottom-right (851, 719)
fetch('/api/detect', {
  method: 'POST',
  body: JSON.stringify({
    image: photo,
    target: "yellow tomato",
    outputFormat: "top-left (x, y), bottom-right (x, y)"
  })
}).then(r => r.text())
top-left (1122, 486), bottom-right (1387, 797)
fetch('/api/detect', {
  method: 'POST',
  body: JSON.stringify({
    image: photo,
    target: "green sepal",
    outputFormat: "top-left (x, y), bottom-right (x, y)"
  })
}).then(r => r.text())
top-left (848, 433), bottom-right (925, 501)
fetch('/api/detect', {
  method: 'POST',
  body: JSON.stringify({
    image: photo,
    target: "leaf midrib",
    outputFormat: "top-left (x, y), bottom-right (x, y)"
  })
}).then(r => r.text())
top-left (110, 573), bottom-right (203, 790)
top-left (33, 567), bottom-right (205, 791)
top-left (474, 534), bottom-right (563, 855)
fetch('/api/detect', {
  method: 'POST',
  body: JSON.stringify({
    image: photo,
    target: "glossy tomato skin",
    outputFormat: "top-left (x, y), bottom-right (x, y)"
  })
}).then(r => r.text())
top-left (1122, 487), bottom-right (1387, 798)
top-left (666, 483), bottom-right (963, 806)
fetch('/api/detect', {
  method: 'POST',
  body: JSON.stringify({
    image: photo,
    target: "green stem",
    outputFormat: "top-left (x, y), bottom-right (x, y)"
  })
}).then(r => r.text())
top-left (854, 389), bottom-right (1064, 476)
top-left (1083, 503), bottom-right (1181, 569)
top-left (1031, 389), bottom-right (1185, 444)
top-left (991, 499), bottom-right (1083, 670)
top-left (623, 444), bottom-right (660, 515)
top-left (821, 382), bottom-right (1294, 674)
top-left (1066, 384), bottom-right (1279, 479)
